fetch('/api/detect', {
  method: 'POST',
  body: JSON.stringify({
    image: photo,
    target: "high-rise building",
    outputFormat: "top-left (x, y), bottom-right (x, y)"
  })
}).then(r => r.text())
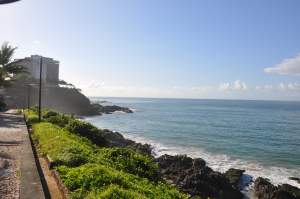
top-left (17, 55), bottom-right (59, 83)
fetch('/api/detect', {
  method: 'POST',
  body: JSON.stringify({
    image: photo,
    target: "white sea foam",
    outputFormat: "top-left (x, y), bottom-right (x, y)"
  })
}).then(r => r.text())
top-left (121, 132), bottom-right (300, 190)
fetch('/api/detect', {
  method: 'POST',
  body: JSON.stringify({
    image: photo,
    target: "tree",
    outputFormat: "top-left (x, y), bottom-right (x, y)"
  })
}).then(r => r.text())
top-left (0, 42), bottom-right (27, 87)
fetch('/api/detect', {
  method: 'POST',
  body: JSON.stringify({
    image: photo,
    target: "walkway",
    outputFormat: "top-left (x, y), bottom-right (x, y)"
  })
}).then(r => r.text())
top-left (0, 110), bottom-right (44, 199)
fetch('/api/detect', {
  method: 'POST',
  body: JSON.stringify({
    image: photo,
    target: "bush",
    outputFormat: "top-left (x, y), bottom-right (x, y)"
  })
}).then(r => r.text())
top-left (32, 121), bottom-right (188, 199)
top-left (43, 110), bottom-right (59, 118)
top-left (55, 146), bottom-right (90, 167)
top-left (97, 148), bottom-right (159, 181)
top-left (26, 115), bottom-right (40, 124)
top-left (32, 123), bottom-right (94, 167)
top-left (56, 164), bottom-right (187, 199)
top-left (66, 120), bottom-right (106, 146)
top-left (46, 115), bottom-right (72, 127)
top-left (86, 185), bottom-right (142, 199)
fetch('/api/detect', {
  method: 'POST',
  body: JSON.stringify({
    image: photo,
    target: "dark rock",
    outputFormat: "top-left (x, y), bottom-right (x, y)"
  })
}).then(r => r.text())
top-left (155, 154), bottom-right (243, 199)
top-left (224, 168), bottom-right (245, 189)
top-left (102, 129), bottom-right (152, 156)
top-left (254, 177), bottom-right (300, 199)
top-left (92, 104), bottom-right (133, 114)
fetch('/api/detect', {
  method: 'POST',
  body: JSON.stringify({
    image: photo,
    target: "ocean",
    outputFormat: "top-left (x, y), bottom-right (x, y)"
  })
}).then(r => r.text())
top-left (85, 97), bottom-right (300, 189)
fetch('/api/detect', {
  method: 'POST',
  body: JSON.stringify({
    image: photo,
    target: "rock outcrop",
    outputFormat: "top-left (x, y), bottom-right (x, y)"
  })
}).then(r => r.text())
top-left (92, 104), bottom-right (133, 114)
top-left (101, 129), bottom-right (152, 156)
top-left (224, 168), bottom-right (245, 189)
top-left (155, 154), bottom-right (244, 199)
top-left (254, 177), bottom-right (300, 199)
top-left (4, 80), bottom-right (132, 116)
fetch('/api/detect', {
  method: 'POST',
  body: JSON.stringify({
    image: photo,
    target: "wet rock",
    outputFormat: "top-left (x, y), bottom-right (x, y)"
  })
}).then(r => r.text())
top-left (224, 168), bottom-right (245, 189)
top-left (254, 177), bottom-right (300, 199)
top-left (155, 154), bottom-right (243, 199)
top-left (102, 129), bottom-right (152, 156)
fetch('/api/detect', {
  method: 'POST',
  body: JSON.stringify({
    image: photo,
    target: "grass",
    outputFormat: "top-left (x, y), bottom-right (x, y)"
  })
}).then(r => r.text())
top-left (25, 109), bottom-right (188, 199)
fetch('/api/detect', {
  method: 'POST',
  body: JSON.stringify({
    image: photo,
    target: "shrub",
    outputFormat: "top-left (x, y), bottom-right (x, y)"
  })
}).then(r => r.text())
top-left (97, 148), bottom-right (159, 181)
top-left (46, 115), bottom-right (72, 127)
top-left (26, 115), bottom-right (40, 124)
top-left (66, 120), bottom-right (106, 146)
top-left (55, 146), bottom-right (90, 167)
top-left (32, 121), bottom-right (188, 199)
top-left (86, 185), bottom-right (142, 199)
top-left (32, 123), bottom-right (94, 167)
top-left (43, 110), bottom-right (59, 118)
top-left (56, 164), bottom-right (188, 199)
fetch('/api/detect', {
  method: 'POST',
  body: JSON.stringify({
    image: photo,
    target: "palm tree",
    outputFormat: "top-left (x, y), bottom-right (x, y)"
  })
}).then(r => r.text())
top-left (0, 42), bottom-right (26, 87)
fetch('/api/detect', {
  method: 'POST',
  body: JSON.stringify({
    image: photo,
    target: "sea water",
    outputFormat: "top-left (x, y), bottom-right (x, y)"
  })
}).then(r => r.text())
top-left (85, 97), bottom-right (300, 188)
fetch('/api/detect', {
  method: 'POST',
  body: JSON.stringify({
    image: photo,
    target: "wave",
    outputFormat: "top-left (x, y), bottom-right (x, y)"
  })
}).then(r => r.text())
top-left (121, 132), bottom-right (300, 190)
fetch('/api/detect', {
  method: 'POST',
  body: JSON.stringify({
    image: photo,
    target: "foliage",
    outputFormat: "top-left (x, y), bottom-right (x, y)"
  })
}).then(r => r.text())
top-left (86, 185), bottom-right (142, 199)
top-left (42, 109), bottom-right (59, 118)
top-left (66, 119), bottom-right (106, 146)
top-left (26, 115), bottom-right (40, 124)
top-left (32, 123), bottom-right (94, 167)
top-left (32, 121), bottom-right (188, 199)
top-left (46, 114), bottom-right (72, 127)
top-left (94, 148), bottom-right (159, 181)
top-left (57, 164), bottom-right (187, 199)
top-left (0, 42), bottom-right (27, 87)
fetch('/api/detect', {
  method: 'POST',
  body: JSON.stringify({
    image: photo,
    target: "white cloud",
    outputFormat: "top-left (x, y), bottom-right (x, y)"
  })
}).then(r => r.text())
top-left (233, 80), bottom-right (247, 90)
top-left (255, 85), bottom-right (273, 91)
top-left (264, 54), bottom-right (300, 75)
top-left (218, 82), bottom-right (230, 91)
top-left (74, 80), bottom-right (300, 100)
top-left (218, 80), bottom-right (247, 91)
top-left (278, 82), bottom-right (300, 91)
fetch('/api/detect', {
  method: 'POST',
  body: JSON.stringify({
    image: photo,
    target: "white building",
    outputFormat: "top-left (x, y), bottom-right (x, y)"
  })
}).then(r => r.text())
top-left (17, 55), bottom-right (59, 83)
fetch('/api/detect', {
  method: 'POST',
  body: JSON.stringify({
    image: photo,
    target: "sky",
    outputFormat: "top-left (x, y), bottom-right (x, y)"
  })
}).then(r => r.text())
top-left (1, 0), bottom-right (300, 100)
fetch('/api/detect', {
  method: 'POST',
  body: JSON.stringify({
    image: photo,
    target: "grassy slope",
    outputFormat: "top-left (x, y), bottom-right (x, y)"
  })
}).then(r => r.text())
top-left (28, 110), bottom-right (188, 199)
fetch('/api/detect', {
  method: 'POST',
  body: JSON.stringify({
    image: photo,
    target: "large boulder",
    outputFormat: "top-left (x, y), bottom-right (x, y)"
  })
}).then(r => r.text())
top-left (224, 168), bottom-right (245, 189)
top-left (102, 129), bottom-right (152, 156)
top-left (254, 177), bottom-right (300, 199)
top-left (155, 154), bottom-right (243, 199)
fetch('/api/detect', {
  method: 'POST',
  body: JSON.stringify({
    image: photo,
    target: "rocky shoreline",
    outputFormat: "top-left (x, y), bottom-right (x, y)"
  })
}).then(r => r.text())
top-left (98, 126), bottom-right (300, 199)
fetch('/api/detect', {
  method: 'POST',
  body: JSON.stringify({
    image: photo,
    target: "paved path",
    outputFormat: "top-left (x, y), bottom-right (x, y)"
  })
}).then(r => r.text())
top-left (0, 110), bottom-right (44, 199)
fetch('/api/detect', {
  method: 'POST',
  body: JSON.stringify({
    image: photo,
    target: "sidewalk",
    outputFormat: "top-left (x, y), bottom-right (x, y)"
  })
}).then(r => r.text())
top-left (0, 110), bottom-right (45, 199)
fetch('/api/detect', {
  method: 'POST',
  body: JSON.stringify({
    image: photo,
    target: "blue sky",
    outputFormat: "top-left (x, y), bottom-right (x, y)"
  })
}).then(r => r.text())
top-left (1, 0), bottom-right (300, 100)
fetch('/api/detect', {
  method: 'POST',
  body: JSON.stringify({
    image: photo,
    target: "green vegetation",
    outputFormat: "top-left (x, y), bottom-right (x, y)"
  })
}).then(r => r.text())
top-left (0, 42), bottom-right (27, 110)
top-left (0, 42), bottom-right (27, 88)
top-left (25, 109), bottom-right (188, 199)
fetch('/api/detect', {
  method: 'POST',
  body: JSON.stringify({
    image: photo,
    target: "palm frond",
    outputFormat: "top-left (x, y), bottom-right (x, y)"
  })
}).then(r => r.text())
top-left (0, 42), bottom-right (17, 66)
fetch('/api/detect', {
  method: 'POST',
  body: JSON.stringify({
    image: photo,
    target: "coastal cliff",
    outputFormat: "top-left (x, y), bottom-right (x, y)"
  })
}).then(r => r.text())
top-left (4, 79), bottom-right (132, 115)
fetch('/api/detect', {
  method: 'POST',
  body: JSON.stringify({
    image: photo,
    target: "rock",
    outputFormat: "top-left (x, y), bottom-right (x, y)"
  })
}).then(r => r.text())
top-left (92, 104), bottom-right (133, 114)
top-left (155, 154), bottom-right (243, 199)
top-left (254, 177), bottom-right (300, 199)
top-left (224, 168), bottom-right (245, 189)
top-left (102, 129), bottom-right (152, 156)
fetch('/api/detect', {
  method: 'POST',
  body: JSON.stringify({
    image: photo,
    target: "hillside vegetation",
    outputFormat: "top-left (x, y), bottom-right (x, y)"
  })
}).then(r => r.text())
top-left (25, 109), bottom-right (188, 199)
